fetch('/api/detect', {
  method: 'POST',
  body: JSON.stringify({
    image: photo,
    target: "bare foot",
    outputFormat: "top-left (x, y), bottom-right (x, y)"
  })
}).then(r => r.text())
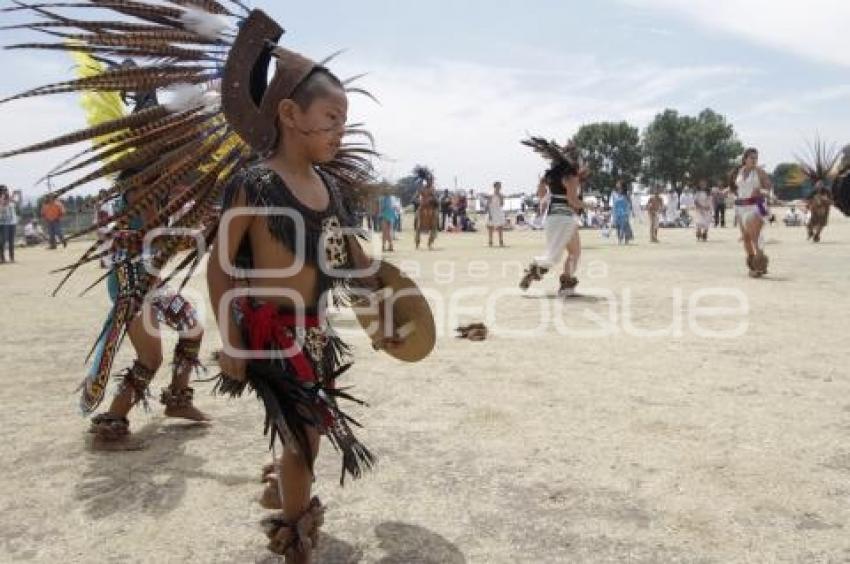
top-left (164, 404), bottom-right (211, 422)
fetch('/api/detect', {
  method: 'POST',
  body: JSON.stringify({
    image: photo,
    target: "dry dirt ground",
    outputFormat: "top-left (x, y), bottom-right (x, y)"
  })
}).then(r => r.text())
top-left (1, 211), bottom-right (849, 563)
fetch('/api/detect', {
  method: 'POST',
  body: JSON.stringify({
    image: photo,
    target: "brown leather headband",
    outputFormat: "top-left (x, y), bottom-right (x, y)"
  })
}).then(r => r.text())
top-left (222, 9), bottom-right (318, 155)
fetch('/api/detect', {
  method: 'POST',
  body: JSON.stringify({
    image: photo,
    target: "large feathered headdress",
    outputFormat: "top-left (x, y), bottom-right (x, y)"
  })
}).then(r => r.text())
top-left (522, 136), bottom-right (589, 180)
top-left (412, 165), bottom-right (434, 188)
top-left (787, 136), bottom-right (842, 190)
top-left (0, 2), bottom-right (377, 291)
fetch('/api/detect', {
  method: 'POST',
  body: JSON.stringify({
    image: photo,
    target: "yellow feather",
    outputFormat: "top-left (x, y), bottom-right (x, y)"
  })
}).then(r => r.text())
top-left (69, 47), bottom-right (128, 163)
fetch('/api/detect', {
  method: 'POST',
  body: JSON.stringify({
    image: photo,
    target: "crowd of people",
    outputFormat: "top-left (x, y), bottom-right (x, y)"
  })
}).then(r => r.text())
top-left (360, 168), bottom-right (834, 258)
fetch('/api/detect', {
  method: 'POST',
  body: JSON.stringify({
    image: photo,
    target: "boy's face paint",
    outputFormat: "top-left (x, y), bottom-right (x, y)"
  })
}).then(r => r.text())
top-left (289, 88), bottom-right (349, 163)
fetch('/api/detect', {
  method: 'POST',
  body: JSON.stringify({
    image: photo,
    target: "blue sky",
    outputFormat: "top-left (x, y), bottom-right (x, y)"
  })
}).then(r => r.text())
top-left (1, 0), bottom-right (848, 198)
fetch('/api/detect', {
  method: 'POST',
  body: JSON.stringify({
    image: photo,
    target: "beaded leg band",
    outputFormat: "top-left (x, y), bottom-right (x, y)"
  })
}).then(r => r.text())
top-left (89, 413), bottom-right (130, 440)
top-left (261, 497), bottom-right (325, 562)
top-left (559, 274), bottom-right (579, 290)
top-left (519, 264), bottom-right (548, 290)
top-left (172, 338), bottom-right (203, 377)
top-left (116, 360), bottom-right (156, 409)
top-left (160, 386), bottom-right (195, 408)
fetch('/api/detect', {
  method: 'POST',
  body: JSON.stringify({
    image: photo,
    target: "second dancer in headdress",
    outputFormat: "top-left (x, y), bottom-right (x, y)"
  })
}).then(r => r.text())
top-left (519, 137), bottom-right (588, 297)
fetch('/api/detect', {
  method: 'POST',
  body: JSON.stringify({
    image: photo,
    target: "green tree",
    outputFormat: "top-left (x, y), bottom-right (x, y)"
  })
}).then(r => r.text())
top-left (688, 109), bottom-right (744, 185)
top-left (572, 121), bottom-right (641, 195)
top-left (641, 108), bottom-right (743, 191)
top-left (772, 162), bottom-right (807, 200)
top-left (641, 109), bottom-right (693, 192)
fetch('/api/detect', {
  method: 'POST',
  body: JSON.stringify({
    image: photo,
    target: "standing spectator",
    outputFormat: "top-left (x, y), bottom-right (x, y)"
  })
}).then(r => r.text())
top-left (439, 189), bottom-right (451, 231)
top-left (611, 182), bottom-right (633, 245)
top-left (647, 189), bottom-right (664, 243)
top-left (458, 192), bottom-right (468, 230)
top-left (694, 180), bottom-right (713, 241)
top-left (630, 188), bottom-right (644, 224)
top-left (680, 187), bottom-right (695, 211)
top-left (450, 192), bottom-right (460, 229)
top-left (370, 196), bottom-right (381, 232)
top-left (665, 188), bottom-right (680, 224)
top-left (379, 193), bottom-right (396, 252)
top-left (486, 181), bottom-right (506, 247)
top-left (0, 185), bottom-right (19, 263)
top-left (41, 194), bottom-right (67, 249)
top-left (711, 184), bottom-right (726, 227)
top-left (391, 194), bottom-right (402, 234)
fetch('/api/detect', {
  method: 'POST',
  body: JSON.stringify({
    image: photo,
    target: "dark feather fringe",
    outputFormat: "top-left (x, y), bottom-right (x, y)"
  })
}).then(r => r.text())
top-left (209, 337), bottom-right (374, 484)
top-left (209, 371), bottom-right (247, 396)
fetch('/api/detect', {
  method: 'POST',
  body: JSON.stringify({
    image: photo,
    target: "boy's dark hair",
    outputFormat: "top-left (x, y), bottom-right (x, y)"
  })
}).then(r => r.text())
top-left (291, 67), bottom-right (345, 111)
top-left (544, 159), bottom-right (579, 192)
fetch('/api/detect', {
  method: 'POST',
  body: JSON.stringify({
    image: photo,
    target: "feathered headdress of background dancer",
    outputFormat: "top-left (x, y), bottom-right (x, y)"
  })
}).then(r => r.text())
top-left (787, 136), bottom-right (842, 192)
top-left (521, 136), bottom-right (590, 181)
top-left (412, 165), bottom-right (435, 188)
top-left (0, 2), bottom-right (377, 412)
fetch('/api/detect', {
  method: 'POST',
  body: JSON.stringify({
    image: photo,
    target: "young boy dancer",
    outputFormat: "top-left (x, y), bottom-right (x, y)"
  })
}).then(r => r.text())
top-left (0, 4), bottom-right (431, 560)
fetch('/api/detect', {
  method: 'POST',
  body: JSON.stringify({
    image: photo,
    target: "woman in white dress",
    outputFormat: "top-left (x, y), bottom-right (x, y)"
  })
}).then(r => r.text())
top-left (487, 181), bottom-right (506, 247)
top-left (731, 148), bottom-right (773, 277)
top-left (665, 189), bottom-right (680, 224)
top-left (694, 180), bottom-right (713, 241)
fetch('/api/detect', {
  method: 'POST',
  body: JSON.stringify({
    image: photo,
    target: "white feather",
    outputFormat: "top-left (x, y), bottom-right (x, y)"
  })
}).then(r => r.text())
top-left (179, 6), bottom-right (229, 41)
top-left (163, 83), bottom-right (208, 113)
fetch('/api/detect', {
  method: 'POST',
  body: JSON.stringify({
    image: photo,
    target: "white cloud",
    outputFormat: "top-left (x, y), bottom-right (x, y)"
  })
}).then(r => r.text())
top-left (620, 0), bottom-right (850, 67)
top-left (0, 96), bottom-right (97, 201)
top-left (341, 57), bottom-right (753, 192)
top-left (743, 83), bottom-right (850, 118)
top-left (0, 54), bottom-right (750, 198)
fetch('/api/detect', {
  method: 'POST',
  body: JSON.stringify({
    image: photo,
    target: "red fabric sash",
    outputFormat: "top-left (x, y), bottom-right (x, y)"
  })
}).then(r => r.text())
top-left (238, 298), bottom-right (321, 383)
